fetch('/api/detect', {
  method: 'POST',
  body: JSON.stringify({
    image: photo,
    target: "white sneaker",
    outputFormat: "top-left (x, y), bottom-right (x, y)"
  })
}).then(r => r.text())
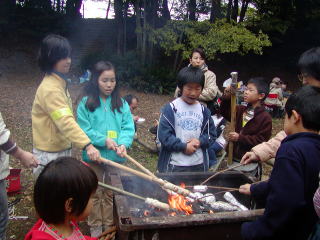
top-left (90, 226), bottom-right (103, 238)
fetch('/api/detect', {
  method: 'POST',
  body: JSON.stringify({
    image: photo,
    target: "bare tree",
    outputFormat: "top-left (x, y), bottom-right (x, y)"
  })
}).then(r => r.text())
top-left (210, 0), bottom-right (221, 22)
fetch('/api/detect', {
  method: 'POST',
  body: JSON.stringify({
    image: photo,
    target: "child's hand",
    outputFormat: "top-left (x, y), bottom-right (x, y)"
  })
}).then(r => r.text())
top-left (241, 151), bottom-right (259, 164)
top-left (133, 115), bottom-right (140, 122)
top-left (14, 148), bottom-right (39, 168)
top-left (239, 184), bottom-right (251, 195)
top-left (106, 138), bottom-right (117, 151)
top-left (116, 145), bottom-right (127, 158)
top-left (185, 142), bottom-right (197, 155)
top-left (188, 138), bottom-right (200, 149)
top-left (86, 144), bottom-right (101, 162)
top-left (228, 132), bottom-right (239, 142)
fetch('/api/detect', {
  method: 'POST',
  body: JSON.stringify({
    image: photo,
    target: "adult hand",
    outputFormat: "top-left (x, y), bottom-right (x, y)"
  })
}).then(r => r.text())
top-left (86, 144), bottom-right (100, 162)
top-left (14, 148), bottom-right (39, 168)
top-left (239, 184), bottom-right (251, 195)
top-left (133, 115), bottom-right (140, 122)
top-left (228, 132), bottom-right (239, 142)
top-left (241, 151), bottom-right (259, 165)
top-left (116, 145), bottom-right (127, 158)
top-left (106, 138), bottom-right (117, 151)
top-left (185, 142), bottom-right (197, 155)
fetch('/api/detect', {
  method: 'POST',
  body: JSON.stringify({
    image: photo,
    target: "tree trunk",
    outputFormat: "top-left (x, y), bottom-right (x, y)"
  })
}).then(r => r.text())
top-left (226, 0), bottom-right (232, 22)
top-left (106, 0), bottom-right (111, 19)
top-left (295, 0), bottom-right (306, 27)
top-left (0, 0), bottom-right (15, 22)
top-left (114, 0), bottom-right (124, 56)
top-left (161, 0), bottom-right (171, 23)
top-left (279, 0), bottom-right (292, 21)
top-left (188, 0), bottom-right (196, 21)
top-left (142, 0), bottom-right (147, 64)
top-left (56, 0), bottom-right (61, 12)
top-left (239, 0), bottom-right (249, 22)
top-left (66, 0), bottom-right (82, 17)
top-left (135, 0), bottom-right (143, 52)
top-left (210, 0), bottom-right (221, 23)
top-left (231, 0), bottom-right (239, 22)
top-left (123, 1), bottom-right (129, 55)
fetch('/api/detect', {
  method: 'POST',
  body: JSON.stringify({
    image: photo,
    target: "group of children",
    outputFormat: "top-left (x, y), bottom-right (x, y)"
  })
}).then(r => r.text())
top-left (0, 32), bottom-right (319, 240)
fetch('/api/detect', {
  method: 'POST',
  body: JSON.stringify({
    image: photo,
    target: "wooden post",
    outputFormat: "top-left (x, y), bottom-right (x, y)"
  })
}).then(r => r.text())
top-left (228, 72), bottom-right (238, 165)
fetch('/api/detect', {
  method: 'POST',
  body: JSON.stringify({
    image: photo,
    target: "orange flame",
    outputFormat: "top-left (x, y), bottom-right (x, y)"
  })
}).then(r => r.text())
top-left (168, 183), bottom-right (193, 215)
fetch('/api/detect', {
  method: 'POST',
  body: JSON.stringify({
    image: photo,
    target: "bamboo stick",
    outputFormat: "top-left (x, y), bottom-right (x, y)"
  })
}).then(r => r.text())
top-left (99, 157), bottom-right (193, 198)
top-left (123, 152), bottom-right (156, 178)
top-left (228, 72), bottom-right (238, 165)
top-left (98, 181), bottom-right (171, 211)
top-left (98, 182), bottom-right (145, 201)
top-left (200, 163), bottom-right (244, 185)
top-left (99, 157), bottom-right (162, 184)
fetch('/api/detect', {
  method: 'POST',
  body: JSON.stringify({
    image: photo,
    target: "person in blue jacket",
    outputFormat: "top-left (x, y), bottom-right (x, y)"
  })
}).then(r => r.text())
top-left (239, 86), bottom-right (320, 240)
top-left (157, 66), bottom-right (216, 173)
top-left (77, 61), bottom-right (134, 237)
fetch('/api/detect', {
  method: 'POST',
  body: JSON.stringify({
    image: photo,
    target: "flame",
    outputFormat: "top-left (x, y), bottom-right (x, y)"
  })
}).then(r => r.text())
top-left (209, 210), bottom-right (214, 214)
top-left (168, 183), bottom-right (193, 215)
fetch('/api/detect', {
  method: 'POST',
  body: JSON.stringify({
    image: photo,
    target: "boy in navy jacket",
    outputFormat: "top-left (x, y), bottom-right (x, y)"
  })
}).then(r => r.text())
top-left (157, 66), bottom-right (216, 173)
top-left (240, 86), bottom-right (320, 240)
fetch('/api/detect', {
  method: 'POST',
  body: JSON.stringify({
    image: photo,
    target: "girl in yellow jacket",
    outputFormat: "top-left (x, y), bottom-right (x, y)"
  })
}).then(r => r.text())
top-left (32, 34), bottom-right (100, 177)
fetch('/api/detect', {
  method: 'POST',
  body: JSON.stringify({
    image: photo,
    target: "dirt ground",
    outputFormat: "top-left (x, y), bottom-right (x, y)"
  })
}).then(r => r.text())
top-left (0, 49), bottom-right (283, 239)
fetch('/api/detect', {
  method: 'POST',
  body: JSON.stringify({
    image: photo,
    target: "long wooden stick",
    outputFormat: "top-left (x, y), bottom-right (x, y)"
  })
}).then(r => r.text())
top-left (99, 157), bottom-right (193, 198)
top-left (228, 72), bottom-right (238, 165)
top-left (98, 181), bottom-right (146, 201)
top-left (200, 163), bottom-right (244, 185)
top-left (123, 152), bottom-right (156, 178)
top-left (98, 181), bottom-right (171, 211)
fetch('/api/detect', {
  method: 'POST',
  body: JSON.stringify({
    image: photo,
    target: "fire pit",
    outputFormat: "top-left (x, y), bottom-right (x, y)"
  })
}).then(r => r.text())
top-left (110, 170), bottom-right (263, 240)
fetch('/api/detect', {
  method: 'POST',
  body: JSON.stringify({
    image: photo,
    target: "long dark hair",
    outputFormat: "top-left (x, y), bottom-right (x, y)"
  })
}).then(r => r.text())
top-left (82, 61), bottom-right (123, 113)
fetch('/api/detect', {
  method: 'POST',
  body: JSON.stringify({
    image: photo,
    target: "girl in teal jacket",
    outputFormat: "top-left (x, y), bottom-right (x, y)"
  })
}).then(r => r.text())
top-left (77, 61), bottom-right (134, 237)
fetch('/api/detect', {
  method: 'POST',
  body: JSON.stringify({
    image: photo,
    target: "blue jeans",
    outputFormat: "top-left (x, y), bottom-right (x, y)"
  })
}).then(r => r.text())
top-left (0, 180), bottom-right (8, 240)
top-left (208, 142), bottom-right (223, 168)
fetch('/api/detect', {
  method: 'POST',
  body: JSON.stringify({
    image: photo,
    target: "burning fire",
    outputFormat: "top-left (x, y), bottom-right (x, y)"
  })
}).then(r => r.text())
top-left (168, 183), bottom-right (193, 215)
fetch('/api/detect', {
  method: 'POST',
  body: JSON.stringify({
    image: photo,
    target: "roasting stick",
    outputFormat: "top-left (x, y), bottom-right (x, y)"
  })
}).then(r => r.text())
top-left (123, 152), bottom-right (156, 178)
top-left (186, 185), bottom-right (239, 191)
top-left (98, 182), bottom-right (171, 211)
top-left (99, 157), bottom-right (196, 199)
top-left (214, 179), bottom-right (268, 195)
top-left (200, 163), bottom-right (245, 185)
top-left (228, 72), bottom-right (238, 165)
top-left (122, 152), bottom-right (179, 195)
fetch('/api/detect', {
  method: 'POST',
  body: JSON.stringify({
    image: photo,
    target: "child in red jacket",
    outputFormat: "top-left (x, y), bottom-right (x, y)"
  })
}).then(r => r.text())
top-left (221, 77), bottom-right (272, 180)
top-left (24, 157), bottom-right (98, 240)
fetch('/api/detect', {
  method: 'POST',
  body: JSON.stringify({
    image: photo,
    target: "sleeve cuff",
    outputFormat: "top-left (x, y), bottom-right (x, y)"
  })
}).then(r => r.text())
top-left (0, 139), bottom-right (18, 154)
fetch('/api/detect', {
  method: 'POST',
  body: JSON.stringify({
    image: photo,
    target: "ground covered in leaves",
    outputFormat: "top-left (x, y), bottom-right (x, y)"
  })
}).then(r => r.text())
top-left (0, 48), bottom-right (283, 239)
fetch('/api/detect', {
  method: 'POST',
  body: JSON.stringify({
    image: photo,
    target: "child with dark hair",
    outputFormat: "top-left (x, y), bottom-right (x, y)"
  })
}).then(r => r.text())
top-left (0, 112), bottom-right (38, 240)
top-left (241, 47), bottom-right (320, 165)
top-left (77, 61), bottom-right (135, 237)
top-left (123, 94), bottom-right (140, 132)
top-left (24, 157), bottom-right (98, 240)
top-left (32, 34), bottom-right (100, 177)
top-left (240, 86), bottom-right (320, 240)
top-left (174, 48), bottom-right (221, 114)
top-left (157, 66), bottom-right (216, 173)
top-left (221, 77), bottom-right (272, 179)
